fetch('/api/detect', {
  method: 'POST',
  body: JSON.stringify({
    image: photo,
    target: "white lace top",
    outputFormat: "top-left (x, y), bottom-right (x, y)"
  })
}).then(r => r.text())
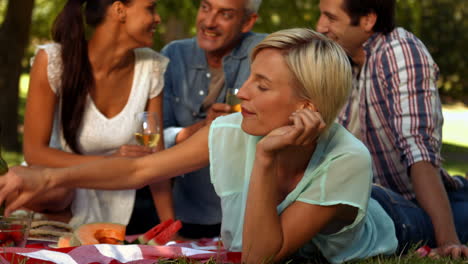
top-left (34, 43), bottom-right (169, 227)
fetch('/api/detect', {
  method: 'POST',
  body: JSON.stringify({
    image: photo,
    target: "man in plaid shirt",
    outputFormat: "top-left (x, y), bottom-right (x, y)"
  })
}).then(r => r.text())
top-left (317, 0), bottom-right (468, 258)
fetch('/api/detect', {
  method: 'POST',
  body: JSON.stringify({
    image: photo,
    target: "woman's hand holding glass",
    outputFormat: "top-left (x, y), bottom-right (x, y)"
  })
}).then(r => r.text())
top-left (112, 111), bottom-right (160, 158)
top-left (112, 144), bottom-right (155, 158)
top-left (134, 111), bottom-right (161, 148)
top-left (257, 109), bottom-right (326, 156)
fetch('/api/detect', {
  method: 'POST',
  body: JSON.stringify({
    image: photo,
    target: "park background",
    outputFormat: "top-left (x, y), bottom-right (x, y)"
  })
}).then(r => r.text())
top-left (0, 0), bottom-right (467, 175)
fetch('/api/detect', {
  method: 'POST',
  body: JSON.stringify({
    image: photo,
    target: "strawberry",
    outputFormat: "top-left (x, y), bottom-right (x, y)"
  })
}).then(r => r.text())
top-left (0, 232), bottom-right (10, 242)
top-left (10, 230), bottom-right (24, 243)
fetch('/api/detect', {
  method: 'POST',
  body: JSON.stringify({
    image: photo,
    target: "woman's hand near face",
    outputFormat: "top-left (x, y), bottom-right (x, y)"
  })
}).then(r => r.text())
top-left (112, 144), bottom-right (156, 158)
top-left (257, 109), bottom-right (326, 157)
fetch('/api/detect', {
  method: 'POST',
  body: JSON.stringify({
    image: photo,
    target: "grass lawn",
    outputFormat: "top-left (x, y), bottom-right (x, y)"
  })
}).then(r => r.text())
top-left (2, 75), bottom-right (468, 264)
top-left (440, 103), bottom-right (468, 176)
top-left (160, 253), bottom-right (468, 264)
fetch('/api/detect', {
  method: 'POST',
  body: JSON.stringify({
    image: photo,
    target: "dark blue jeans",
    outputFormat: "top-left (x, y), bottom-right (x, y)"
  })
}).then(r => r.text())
top-left (371, 176), bottom-right (468, 253)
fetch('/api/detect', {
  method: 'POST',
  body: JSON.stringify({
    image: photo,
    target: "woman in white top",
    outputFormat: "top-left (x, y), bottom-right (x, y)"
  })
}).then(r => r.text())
top-left (21, 0), bottom-right (174, 233)
top-left (2, 29), bottom-right (397, 263)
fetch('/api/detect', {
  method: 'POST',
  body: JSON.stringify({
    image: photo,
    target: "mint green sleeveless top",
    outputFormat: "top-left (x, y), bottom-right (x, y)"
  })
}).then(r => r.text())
top-left (209, 113), bottom-right (397, 263)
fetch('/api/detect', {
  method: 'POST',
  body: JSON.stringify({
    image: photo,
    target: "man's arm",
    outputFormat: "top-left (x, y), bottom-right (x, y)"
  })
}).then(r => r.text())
top-left (380, 38), bottom-right (467, 257)
top-left (410, 162), bottom-right (467, 257)
top-left (175, 121), bottom-right (206, 144)
top-left (175, 103), bottom-right (232, 144)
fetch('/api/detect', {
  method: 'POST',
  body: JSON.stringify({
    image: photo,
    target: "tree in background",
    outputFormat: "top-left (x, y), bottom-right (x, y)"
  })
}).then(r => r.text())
top-left (0, 0), bottom-right (34, 151)
top-left (149, 0), bottom-right (467, 101)
top-left (397, 0), bottom-right (467, 102)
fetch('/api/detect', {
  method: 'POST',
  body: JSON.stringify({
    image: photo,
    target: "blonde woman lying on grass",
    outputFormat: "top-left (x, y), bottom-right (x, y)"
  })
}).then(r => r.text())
top-left (1, 28), bottom-right (398, 264)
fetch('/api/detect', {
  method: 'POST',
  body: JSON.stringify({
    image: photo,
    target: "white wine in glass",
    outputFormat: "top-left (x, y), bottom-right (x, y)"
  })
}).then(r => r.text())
top-left (134, 112), bottom-right (160, 147)
top-left (226, 87), bottom-right (241, 112)
top-left (134, 132), bottom-right (160, 147)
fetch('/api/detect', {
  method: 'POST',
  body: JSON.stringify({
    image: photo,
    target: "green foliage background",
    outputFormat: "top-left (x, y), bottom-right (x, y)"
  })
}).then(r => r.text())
top-left (1, 0), bottom-right (466, 99)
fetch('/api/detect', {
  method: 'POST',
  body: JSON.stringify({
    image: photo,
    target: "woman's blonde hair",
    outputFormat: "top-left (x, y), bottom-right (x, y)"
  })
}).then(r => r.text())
top-left (251, 28), bottom-right (352, 130)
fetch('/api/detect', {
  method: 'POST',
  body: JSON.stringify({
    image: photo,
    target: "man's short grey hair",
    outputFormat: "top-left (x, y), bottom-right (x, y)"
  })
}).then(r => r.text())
top-left (245, 0), bottom-right (262, 13)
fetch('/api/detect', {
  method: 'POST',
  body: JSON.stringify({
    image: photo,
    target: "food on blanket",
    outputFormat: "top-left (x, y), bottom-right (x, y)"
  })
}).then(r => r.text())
top-left (147, 220), bottom-right (182, 245)
top-left (28, 220), bottom-right (73, 242)
top-left (74, 222), bottom-right (126, 245)
top-left (0, 225), bottom-right (26, 247)
top-left (0, 218), bottom-right (29, 247)
top-left (57, 234), bottom-right (73, 248)
top-left (138, 219), bottom-right (175, 244)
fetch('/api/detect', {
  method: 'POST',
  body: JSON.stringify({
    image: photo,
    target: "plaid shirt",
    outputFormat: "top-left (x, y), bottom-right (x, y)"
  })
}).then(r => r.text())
top-left (338, 27), bottom-right (464, 200)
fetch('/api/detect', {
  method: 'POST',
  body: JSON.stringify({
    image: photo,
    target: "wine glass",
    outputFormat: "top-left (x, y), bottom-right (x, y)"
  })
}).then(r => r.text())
top-left (134, 112), bottom-right (161, 148)
top-left (225, 87), bottom-right (241, 112)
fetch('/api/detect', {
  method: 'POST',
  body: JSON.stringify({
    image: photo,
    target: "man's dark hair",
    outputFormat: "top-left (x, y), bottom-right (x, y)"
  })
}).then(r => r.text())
top-left (342, 0), bottom-right (396, 34)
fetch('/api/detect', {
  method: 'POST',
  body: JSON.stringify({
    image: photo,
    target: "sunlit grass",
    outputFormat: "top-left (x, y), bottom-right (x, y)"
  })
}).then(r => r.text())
top-left (440, 103), bottom-right (468, 176)
top-left (442, 103), bottom-right (468, 148)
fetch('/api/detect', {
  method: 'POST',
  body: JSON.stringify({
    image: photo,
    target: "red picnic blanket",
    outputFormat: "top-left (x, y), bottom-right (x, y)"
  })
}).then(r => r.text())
top-left (0, 238), bottom-right (241, 264)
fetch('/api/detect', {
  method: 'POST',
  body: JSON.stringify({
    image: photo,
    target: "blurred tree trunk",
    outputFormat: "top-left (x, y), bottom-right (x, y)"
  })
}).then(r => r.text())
top-left (161, 15), bottom-right (190, 44)
top-left (0, 0), bottom-right (35, 151)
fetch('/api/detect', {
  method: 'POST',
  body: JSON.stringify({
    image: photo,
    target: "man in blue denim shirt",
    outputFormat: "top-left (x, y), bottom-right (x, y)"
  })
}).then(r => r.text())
top-left (162, 0), bottom-right (266, 238)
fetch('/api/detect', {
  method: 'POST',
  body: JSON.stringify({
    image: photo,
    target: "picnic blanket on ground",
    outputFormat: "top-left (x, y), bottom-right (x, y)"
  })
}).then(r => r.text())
top-left (0, 238), bottom-right (241, 264)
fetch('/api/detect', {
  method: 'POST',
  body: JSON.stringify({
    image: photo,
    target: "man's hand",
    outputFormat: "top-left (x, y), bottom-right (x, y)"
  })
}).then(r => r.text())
top-left (428, 244), bottom-right (468, 259)
top-left (112, 145), bottom-right (156, 157)
top-left (206, 103), bottom-right (232, 125)
top-left (411, 161), bottom-right (468, 259)
top-left (176, 103), bottom-right (232, 144)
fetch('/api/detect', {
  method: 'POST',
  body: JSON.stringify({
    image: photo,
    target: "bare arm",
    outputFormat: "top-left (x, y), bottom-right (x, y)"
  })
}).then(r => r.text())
top-left (24, 50), bottom-right (153, 168)
top-left (175, 121), bottom-right (206, 143)
top-left (22, 50), bottom-right (153, 214)
top-left (242, 153), bottom-right (341, 263)
top-left (146, 95), bottom-right (175, 221)
top-left (23, 50), bottom-right (104, 167)
top-left (242, 109), bottom-right (340, 263)
top-left (175, 103), bottom-right (232, 144)
top-left (411, 161), bottom-right (468, 258)
top-left (20, 50), bottom-right (78, 212)
top-left (0, 126), bottom-right (211, 216)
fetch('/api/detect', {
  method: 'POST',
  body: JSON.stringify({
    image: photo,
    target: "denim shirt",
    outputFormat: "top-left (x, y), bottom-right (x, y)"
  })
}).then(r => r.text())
top-left (162, 32), bottom-right (266, 224)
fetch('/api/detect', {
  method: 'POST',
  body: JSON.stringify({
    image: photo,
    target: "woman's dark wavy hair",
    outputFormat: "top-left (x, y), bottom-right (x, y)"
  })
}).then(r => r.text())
top-left (52, 0), bottom-right (131, 153)
top-left (342, 0), bottom-right (395, 34)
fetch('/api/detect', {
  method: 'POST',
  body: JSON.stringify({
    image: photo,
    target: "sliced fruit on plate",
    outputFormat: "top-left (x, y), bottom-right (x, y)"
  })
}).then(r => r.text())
top-left (147, 220), bottom-right (182, 246)
top-left (74, 222), bottom-right (126, 245)
top-left (137, 219), bottom-right (174, 244)
top-left (57, 234), bottom-right (74, 248)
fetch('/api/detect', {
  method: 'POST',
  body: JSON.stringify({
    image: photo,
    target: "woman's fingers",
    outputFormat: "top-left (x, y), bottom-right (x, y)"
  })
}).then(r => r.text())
top-left (289, 112), bottom-right (305, 142)
top-left (5, 192), bottom-right (34, 216)
top-left (259, 109), bottom-right (326, 155)
top-left (290, 109), bottom-right (325, 145)
top-left (114, 145), bottom-right (155, 157)
top-left (0, 169), bottom-right (23, 215)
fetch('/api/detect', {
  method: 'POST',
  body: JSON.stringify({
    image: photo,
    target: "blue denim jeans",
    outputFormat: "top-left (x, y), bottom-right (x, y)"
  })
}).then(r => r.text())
top-left (371, 176), bottom-right (468, 253)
